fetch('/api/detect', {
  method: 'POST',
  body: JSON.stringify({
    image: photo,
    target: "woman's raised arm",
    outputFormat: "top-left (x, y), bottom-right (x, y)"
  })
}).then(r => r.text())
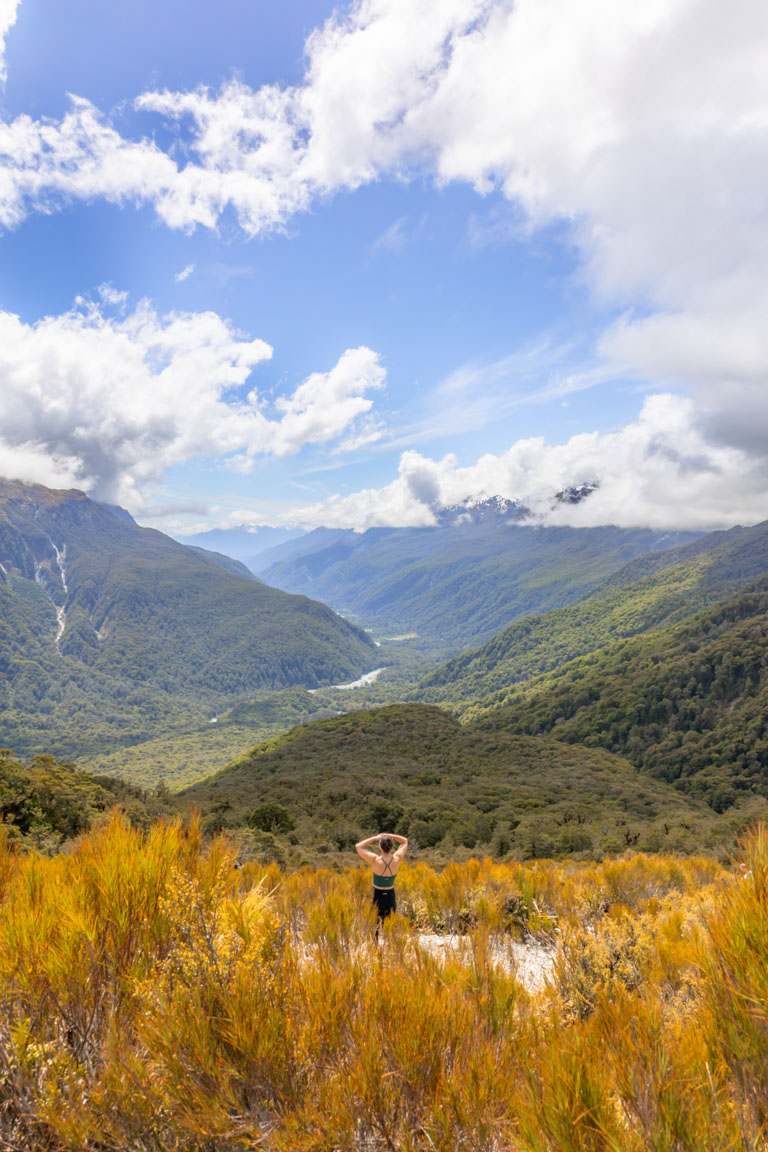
top-left (355, 834), bottom-right (380, 862)
top-left (392, 834), bottom-right (408, 861)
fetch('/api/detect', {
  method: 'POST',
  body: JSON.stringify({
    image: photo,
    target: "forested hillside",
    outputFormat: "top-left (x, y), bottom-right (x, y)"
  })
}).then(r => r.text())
top-left (256, 517), bottom-right (700, 648)
top-left (0, 481), bottom-right (375, 757)
top-left (180, 703), bottom-right (754, 860)
top-left (472, 577), bottom-right (768, 811)
top-left (419, 518), bottom-right (768, 703)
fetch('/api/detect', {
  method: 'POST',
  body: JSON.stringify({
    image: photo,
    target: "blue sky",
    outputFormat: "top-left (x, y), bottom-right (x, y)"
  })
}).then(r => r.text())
top-left (0, 0), bottom-right (766, 533)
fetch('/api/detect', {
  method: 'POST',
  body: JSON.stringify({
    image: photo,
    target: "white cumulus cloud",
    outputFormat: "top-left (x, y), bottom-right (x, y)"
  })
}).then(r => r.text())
top-left (0, 296), bottom-right (386, 510)
top-left (0, 3), bottom-right (765, 356)
top-left (0, 0), bottom-right (20, 83)
top-left (0, 3), bottom-right (765, 387)
top-left (1, 0), bottom-right (768, 526)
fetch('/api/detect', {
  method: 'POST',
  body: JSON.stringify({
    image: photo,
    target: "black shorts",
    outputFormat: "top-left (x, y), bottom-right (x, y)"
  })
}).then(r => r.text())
top-left (372, 887), bottom-right (396, 919)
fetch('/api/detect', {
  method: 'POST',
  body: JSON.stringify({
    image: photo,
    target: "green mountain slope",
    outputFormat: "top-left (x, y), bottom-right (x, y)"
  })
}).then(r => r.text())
top-left (0, 480), bottom-right (375, 757)
top-left (256, 519), bottom-right (701, 649)
top-left (471, 577), bottom-right (768, 811)
top-left (419, 519), bottom-right (768, 704)
top-left (179, 703), bottom-right (748, 859)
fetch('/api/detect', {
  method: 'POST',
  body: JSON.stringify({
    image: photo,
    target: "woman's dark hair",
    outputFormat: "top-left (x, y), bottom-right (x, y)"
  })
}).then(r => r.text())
top-left (379, 836), bottom-right (394, 854)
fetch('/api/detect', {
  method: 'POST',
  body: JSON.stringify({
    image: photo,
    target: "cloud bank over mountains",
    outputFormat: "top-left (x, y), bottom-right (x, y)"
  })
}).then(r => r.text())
top-left (0, 0), bottom-right (767, 529)
top-left (291, 395), bottom-right (768, 532)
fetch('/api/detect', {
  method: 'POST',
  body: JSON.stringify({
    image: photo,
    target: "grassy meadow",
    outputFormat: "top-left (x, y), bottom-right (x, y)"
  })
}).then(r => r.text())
top-left (1, 812), bottom-right (767, 1150)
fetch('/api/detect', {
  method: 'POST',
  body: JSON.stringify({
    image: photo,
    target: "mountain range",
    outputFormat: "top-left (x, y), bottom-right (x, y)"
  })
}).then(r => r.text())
top-left (470, 574), bottom-right (768, 812)
top-left (413, 518), bottom-right (768, 811)
top-left (5, 478), bottom-right (768, 861)
top-left (0, 480), bottom-right (375, 757)
top-left (172, 512), bottom-right (768, 857)
top-left (174, 525), bottom-right (306, 570)
top-left (254, 508), bottom-right (701, 649)
top-left (419, 520), bottom-right (768, 705)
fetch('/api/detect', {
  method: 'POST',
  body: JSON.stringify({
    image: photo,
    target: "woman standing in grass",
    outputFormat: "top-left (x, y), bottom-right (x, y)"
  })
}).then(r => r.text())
top-left (355, 832), bottom-right (408, 924)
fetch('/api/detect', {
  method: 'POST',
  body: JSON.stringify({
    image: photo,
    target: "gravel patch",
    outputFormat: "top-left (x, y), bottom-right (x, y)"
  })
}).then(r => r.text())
top-left (416, 933), bottom-right (556, 993)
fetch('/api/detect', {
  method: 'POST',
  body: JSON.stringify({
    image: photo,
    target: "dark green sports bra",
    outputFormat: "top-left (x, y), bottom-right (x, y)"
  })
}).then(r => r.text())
top-left (372, 857), bottom-right (395, 889)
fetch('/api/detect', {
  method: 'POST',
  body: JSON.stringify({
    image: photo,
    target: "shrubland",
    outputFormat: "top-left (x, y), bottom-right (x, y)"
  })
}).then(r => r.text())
top-left (181, 703), bottom-right (766, 863)
top-left (8, 703), bottom-right (762, 866)
top-left (0, 749), bottom-right (170, 853)
top-left (0, 812), bottom-right (766, 1150)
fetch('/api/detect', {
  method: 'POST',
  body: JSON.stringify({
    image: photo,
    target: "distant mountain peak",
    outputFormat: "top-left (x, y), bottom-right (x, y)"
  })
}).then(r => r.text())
top-left (555, 482), bottom-right (599, 506)
top-left (436, 486), bottom-right (600, 525)
top-left (436, 496), bottom-right (527, 526)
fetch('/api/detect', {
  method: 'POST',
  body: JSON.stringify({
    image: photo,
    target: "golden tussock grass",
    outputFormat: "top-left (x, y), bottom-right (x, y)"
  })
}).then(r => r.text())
top-left (0, 813), bottom-right (765, 1150)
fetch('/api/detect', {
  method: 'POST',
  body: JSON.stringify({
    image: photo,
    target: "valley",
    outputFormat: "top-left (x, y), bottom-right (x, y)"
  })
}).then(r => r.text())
top-left (4, 481), bottom-right (768, 868)
top-left (253, 510), bottom-right (702, 650)
top-left (1, 4), bottom-right (763, 1144)
top-left (5, 487), bottom-right (768, 1152)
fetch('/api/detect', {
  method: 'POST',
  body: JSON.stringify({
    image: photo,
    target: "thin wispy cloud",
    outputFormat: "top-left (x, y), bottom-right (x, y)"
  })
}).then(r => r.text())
top-left (379, 342), bottom-right (612, 451)
top-left (368, 216), bottom-right (409, 256)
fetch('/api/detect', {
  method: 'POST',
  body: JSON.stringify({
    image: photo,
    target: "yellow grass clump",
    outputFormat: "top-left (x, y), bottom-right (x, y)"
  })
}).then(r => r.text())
top-left (0, 812), bottom-right (766, 1150)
